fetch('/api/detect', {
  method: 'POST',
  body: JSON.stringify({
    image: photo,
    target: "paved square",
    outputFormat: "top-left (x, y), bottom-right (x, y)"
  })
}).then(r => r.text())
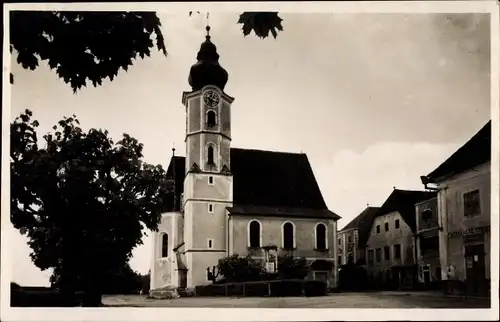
top-left (102, 291), bottom-right (490, 308)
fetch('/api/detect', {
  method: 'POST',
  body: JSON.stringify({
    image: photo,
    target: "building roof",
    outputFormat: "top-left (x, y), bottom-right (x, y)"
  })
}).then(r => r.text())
top-left (426, 121), bottom-right (491, 182)
top-left (375, 189), bottom-right (437, 233)
top-left (163, 148), bottom-right (340, 220)
top-left (341, 206), bottom-right (379, 231)
top-left (226, 205), bottom-right (339, 219)
top-left (344, 207), bottom-right (381, 248)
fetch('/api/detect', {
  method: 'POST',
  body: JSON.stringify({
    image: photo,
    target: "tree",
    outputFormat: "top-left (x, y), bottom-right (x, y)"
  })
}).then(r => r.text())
top-left (277, 254), bottom-right (309, 280)
top-left (10, 11), bottom-right (283, 92)
top-left (10, 110), bottom-right (173, 306)
top-left (217, 255), bottom-right (264, 282)
top-left (51, 262), bottom-right (145, 295)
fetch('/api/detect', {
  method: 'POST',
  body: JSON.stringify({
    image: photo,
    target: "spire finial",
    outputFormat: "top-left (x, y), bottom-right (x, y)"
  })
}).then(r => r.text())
top-left (172, 144), bottom-right (176, 157)
top-left (205, 13), bottom-right (211, 39)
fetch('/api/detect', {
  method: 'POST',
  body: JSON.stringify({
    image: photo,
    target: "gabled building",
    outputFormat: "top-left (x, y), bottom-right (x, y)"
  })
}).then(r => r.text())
top-left (150, 30), bottom-right (341, 292)
top-left (338, 206), bottom-right (380, 266)
top-left (421, 120), bottom-right (491, 296)
top-left (365, 189), bottom-right (436, 289)
top-left (415, 196), bottom-right (440, 286)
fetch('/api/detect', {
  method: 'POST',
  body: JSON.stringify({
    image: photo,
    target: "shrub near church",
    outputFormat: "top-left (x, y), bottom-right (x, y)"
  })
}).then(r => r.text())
top-left (196, 254), bottom-right (327, 297)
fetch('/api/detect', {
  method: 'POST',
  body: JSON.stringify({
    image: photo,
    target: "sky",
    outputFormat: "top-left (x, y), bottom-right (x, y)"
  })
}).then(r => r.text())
top-left (6, 12), bottom-right (491, 286)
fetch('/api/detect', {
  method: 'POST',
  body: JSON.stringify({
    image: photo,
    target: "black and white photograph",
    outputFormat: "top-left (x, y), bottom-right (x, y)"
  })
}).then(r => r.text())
top-left (1, 1), bottom-right (498, 321)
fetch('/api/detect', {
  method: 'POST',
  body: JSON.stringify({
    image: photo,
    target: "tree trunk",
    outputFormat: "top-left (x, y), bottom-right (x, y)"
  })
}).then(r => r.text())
top-left (57, 265), bottom-right (79, 307)
top-left (81, 270), bottom-right (103, 307)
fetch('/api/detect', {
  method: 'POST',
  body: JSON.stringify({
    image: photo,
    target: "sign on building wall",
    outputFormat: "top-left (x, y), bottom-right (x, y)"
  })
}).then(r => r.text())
top-left (447, 226), bottom-right (490, 239)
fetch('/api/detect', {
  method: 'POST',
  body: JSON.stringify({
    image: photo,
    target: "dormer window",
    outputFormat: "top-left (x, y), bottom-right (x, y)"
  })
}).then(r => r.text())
top-left (206, 110), bottom-right (217, 127)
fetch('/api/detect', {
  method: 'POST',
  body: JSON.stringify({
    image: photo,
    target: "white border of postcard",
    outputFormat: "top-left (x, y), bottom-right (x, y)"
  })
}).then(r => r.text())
top-left (2, 1), bottom-right (499, 321)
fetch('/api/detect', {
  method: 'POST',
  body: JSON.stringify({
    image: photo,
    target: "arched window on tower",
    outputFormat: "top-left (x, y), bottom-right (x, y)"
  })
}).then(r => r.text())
top-left (207, 145), bottom-right (215, 165)
top-left (161, 233), bottom-right (169, 258)
top-left (248, 220), bottom-right (261, 248)
top-left (315, 223), bottom-right (327, 250)
top-left (282, 222), bottom-right (295, 249)
top-left (206, 110), bottom-right (217, 127)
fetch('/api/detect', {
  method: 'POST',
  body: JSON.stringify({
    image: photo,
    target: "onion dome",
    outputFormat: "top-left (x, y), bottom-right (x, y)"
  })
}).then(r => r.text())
top-left (188, 26), bottom-right (229, 91)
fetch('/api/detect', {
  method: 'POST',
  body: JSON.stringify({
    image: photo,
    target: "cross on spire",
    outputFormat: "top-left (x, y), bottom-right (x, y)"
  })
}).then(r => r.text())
top-left (206, 13), bottom-right (210, 38)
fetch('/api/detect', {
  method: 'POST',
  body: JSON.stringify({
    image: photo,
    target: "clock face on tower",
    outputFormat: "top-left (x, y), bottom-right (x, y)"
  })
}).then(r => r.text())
top-left (203, 90), bottom-right (220, 108)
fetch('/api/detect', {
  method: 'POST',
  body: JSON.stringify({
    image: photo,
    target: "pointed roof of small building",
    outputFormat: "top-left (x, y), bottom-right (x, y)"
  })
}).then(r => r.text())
top-left (341, 206), bottom-right (381, 248)
top-left (375, 189), bottom-right (437, 233)
top-left (341, 206), bottom-right (379, 231)
top-left (426, 120), bottom-right (491, 182)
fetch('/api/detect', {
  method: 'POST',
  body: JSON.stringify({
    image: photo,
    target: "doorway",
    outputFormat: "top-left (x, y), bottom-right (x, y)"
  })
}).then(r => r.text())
top-left (313, 271), bottom-right (329, 289)
top-left (423, 270), bottom-right (431, 284)
top-left (464, 244), bottom-right (486, 295)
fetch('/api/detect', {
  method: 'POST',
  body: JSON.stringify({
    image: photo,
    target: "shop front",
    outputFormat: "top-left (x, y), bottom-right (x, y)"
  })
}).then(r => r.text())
top-left (445, 225), bottom-right (490, 296)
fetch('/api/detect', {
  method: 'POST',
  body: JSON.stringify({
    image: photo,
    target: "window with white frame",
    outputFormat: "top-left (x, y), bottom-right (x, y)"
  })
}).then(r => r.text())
top-left (208, 203), bottom-right (214, 213)
top-left (207, 145), bottom-right (215, 165)
top-left (207, 238), bottom-right (214, 249)
top-left (208, 176), bottom-right (214, 185)
top-left (248, 220), bottom-right (261, 248)
top-left (463, 189), bottom-right (481, 217)
top-left (282, 221), bottom-right (295, 249)
top-left (315, 223), bottom-right (328, 250)
top-left (206, 110), bottom-right (217, 127)
top-left (161, 233), bottom-right (168, 258)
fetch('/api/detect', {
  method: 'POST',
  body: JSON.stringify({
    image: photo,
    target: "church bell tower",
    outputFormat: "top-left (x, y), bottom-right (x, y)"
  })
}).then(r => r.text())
top-left (181, 25), bottom-right (234, 288)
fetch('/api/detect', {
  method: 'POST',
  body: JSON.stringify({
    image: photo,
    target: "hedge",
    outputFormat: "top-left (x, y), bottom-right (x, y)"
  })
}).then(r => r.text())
top-left (11, 288), bottom-right (83, 307)
top-left (195, 280), bottom-right (327, 297)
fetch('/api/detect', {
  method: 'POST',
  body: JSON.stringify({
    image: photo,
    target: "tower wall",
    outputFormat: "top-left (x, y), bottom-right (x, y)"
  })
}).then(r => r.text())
top-left (182, 85), bottom-right (234, 288)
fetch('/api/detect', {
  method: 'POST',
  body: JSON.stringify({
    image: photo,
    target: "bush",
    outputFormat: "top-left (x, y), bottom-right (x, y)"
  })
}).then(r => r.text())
top-left (195, 284), bottom-right (226, 297)
top-left (141, 273), bottom-right (150, 294)
top-left (303, 280), bottom-right (327, 297)
top-left (269, 280), bottom-right (302, 297)
top-left (339, 264), bottom-right (368, 291)
top-left (218, 255), bottom-right (264, 282)
top-left (225, 283), bottom-right (244, 297)
top-left (243, 281), bottom-right (269, 297)
top-left (11, 288), bottom-right (82, 307)
top-left (195, 279), bottom-right (328, 298)
top-left (278, 255), bottom-right (309, 280)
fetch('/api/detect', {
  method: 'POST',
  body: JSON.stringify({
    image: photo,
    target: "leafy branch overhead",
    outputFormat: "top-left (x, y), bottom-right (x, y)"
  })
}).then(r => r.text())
top-left (238, 12), bottom-right (284, 39)
top-left (10, 11), bottom-right (167, 93)
top-left (11, 11), bottom-right (284, 93)
top-left (190, 11), bottom-right (284, 39)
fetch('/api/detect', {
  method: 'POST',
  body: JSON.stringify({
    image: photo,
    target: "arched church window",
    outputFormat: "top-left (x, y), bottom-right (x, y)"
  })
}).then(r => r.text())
top-left (248, 220), bottom-right (261, 248)
top-left (315, 223), bottom-right (327, 250)
top-left (206, 110), bottom-right (217, 127)
top-left (207, 145), bottom-right (215, 165)
top-left (161, 233), bottom-right (169, 258)
top-left (282, 222), bottom-right (295, 249)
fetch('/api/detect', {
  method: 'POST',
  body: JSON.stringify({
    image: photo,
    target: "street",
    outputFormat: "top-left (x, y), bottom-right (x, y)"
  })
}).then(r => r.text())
top-left (102, 291), bottom-right (490, 308)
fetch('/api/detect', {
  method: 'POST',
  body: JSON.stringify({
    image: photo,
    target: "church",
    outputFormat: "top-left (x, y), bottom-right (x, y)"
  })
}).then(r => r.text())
top-left (150, 27), bottom-right (341, 292)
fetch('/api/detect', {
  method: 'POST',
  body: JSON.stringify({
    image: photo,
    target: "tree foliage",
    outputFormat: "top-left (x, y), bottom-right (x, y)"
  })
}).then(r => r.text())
top-left (217, 255), bottom-right (264, 282)
top-left (277, 254), bottom-right (309, 280)
top-left (10, 11), bottom-right (167, 92)
top-left (10, 11), bottom-right (284, 92)
top-left (238, 12), bottom-right (283, 39)
top-left (50, 262), bottom-right (145, 295)
top-left (10, 110), bottom-right (172, 305)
